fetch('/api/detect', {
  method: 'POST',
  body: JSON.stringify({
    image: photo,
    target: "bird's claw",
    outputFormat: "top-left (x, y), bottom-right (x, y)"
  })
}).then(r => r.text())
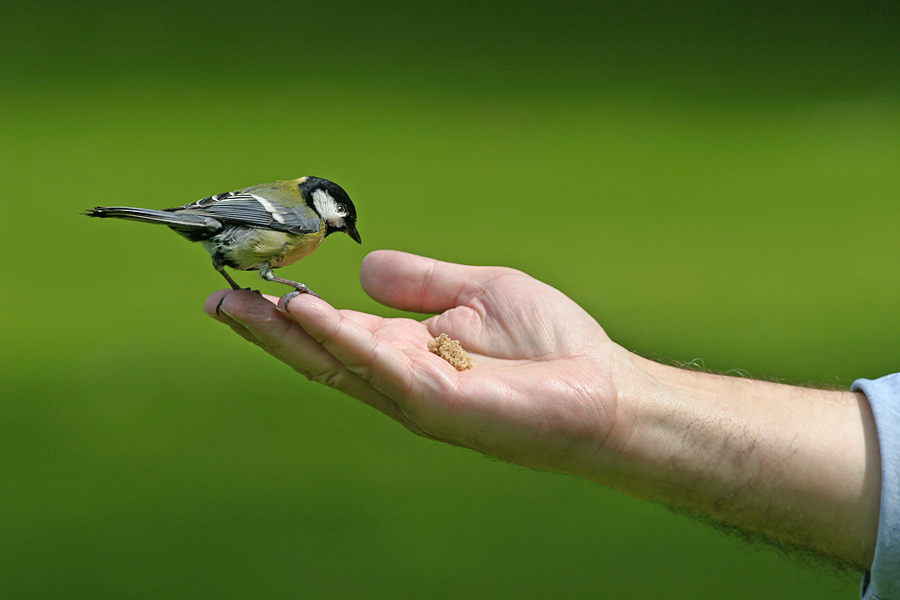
top-left (215, 295), bottom-right (227, 317)
top-left (280, 287), bottom-right (319, 313)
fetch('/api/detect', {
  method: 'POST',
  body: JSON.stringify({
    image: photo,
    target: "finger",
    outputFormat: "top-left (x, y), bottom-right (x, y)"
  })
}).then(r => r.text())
top-left (359, 250), bottom-right (514, 314)
top-left (213, 290), bottom-right (344, 370)
top-left (203, 289), bottom-right (237, 319)
top-left (281, 291), bottom-right (453, 404)
top-left (210, 291), bottom-right (401, 414)
top-left (203, 289), bottom-right (261, 344)
top-left (203, 290), bottom-right (288, 346)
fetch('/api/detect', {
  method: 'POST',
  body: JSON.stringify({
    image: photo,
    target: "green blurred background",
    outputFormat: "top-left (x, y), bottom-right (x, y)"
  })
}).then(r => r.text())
top-left (2, 1), bottom-right (898, 598)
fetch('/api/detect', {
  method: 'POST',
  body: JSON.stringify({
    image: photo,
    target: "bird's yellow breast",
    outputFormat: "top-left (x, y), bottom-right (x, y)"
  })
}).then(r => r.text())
top-left (226, 225), bottom-right (325, 271)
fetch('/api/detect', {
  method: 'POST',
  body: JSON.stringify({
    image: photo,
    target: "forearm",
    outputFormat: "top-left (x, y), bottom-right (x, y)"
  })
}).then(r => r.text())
top-left (598, 352), bottom-right (880, 570)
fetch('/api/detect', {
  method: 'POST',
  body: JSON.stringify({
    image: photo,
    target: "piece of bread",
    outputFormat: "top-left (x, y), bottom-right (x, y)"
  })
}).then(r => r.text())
top-left (427, 333), bottom-right (473, 371)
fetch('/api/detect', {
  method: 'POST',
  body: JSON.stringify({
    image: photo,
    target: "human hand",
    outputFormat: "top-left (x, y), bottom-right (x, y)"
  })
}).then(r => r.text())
top-left (204, 250), bottom-right (632, 479)
top-left (204, 249), bottom-right (881, 569)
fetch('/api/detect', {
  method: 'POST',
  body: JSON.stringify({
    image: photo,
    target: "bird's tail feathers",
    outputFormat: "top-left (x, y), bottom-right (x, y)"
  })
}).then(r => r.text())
top-left (83, 206), bottom-right (221, 231)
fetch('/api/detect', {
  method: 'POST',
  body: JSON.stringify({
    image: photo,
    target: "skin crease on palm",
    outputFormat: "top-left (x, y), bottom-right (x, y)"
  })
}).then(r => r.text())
top-left (203, 249), bottom-right (880, 572)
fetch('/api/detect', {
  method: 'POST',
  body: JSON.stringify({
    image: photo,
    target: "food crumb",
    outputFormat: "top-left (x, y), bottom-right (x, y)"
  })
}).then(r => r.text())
top-left (427, 333), bottom-right (473, 371)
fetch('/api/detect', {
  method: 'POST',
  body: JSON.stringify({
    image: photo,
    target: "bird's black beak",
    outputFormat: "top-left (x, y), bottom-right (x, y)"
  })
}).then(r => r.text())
top-left (347, 226), bottom-right (361, 244)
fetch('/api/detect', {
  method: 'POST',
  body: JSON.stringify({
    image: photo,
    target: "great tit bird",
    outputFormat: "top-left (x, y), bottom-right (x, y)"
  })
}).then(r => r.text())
top-left (84, 177), bottom-right (360, 298)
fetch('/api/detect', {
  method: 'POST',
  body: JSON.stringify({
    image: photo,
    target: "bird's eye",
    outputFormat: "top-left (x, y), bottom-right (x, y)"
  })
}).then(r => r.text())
top-left (336, 203), bottom-right (348, 217)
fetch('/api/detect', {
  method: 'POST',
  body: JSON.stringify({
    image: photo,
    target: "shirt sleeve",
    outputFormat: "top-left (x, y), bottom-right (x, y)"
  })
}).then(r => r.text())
top-left (853, 373), bottom-right (900, 600)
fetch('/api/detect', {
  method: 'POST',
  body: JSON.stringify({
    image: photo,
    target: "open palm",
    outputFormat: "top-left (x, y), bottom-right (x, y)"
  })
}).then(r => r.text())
top-left (206, 250), bottom-right (628, 477)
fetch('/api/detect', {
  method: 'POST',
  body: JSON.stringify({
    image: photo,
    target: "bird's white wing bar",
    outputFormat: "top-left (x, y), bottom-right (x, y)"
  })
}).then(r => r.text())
top-left (250, 194), bottom-right (287, 224)
top-left (177, 193), bottom-right (320, 234)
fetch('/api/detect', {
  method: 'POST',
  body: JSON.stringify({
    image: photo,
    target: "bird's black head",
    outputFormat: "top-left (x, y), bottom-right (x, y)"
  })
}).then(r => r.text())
top-left (299, 177), bottom-right (361, 244)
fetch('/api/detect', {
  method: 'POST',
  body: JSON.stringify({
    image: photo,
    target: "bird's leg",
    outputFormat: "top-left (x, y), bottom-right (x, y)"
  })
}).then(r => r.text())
top-left (214, 263), bottom-right (260, 293)
top-left (216, 265), bottom-right (243, 290)
top-left (213, 264), bottom-right (264, 316)
top-left (260, 267), bottom-right (319, 309)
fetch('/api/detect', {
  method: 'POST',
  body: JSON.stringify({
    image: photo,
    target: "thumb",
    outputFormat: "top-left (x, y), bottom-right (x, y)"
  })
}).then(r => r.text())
top-left (360, 250), bottom-right (506, 314)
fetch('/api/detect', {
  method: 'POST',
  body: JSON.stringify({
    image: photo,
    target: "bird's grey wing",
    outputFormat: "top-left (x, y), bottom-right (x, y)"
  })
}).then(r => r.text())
top-left (169, 192), bottom-right (321, 234)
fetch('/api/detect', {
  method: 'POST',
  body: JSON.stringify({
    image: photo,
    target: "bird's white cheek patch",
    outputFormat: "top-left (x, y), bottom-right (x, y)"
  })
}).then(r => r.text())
top-left (251, 194), bottom-right (286, 224)
top-left (312, 189), bottom-right (344, 225)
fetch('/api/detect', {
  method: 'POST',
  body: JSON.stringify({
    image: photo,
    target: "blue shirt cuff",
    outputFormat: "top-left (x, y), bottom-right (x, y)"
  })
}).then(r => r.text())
top-left (853, 374), bottom-right (900, 600)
